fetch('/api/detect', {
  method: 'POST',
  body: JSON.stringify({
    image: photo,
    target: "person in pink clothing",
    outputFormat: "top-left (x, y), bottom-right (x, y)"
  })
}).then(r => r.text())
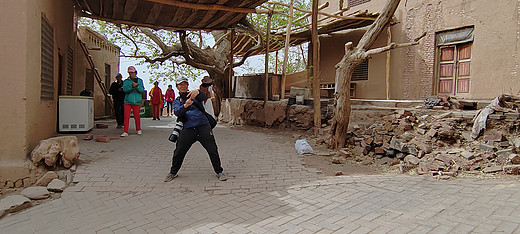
top-left (149, 81), bottom-right (163, 120)
top-left (164, 84), bottom-right (175, 116)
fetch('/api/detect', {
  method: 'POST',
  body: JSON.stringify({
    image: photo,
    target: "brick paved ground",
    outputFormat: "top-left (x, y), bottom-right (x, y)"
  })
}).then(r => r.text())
top-left (1, 117), bottom-right (520, 233)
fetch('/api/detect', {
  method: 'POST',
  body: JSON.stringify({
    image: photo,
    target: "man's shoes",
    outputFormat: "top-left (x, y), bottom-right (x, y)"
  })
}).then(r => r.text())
top-left (157, 117), bottom-right (160, 120)
top-left (153, 117), bottom-right (156, 120)
top-left (137, 130), bottom-right (142, 135)
top-left (216, 172), bottom-right (228, 181)
top-left (164, 173), bottom-right (178, 182)
top-left (120, 132), bottom-right (128, 137)
top-left (116, 125), bottom-right (123, 129)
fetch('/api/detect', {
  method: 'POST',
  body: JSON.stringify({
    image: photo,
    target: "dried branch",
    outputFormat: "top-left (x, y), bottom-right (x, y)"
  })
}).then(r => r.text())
top-left (366, 32), bottom-right (426, 56)
top-left (118, 25), bottom-right (140, 56)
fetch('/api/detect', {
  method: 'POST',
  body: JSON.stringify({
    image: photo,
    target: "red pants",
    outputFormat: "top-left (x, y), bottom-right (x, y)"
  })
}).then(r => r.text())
top-left (124, 104), bottom-right (141, 133)
top-left (152, 103), bottom-right (161, 118)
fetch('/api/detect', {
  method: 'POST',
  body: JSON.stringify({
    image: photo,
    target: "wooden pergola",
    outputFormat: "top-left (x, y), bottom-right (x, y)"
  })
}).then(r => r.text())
top-left (74, 0), bottom-right (267, 30)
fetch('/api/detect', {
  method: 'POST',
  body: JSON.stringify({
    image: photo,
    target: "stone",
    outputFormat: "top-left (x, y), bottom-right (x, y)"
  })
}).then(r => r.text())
top-left (483, 166), bottom-right (503, 173)
top-left (69, 164), bottom-right (77, 172)
top-left (95, 136), bottom-right (111, 143)
top-left (495, 148), bottom-right (514, 157)
top-left (21, 186), bottom-right (50, 200)
top-left (461, 151), bottom-right (475, 160)
top-left (317, 152), bottom-right (333, 157)
top-left (338, 149), bottom-right (350, 157)
top-left (503, 165), bottom-right (520, 174)
top-left (334, 171), bottom-right (343, 176)
top-left (509, 154), bottom-right (520, 164)
top-left (30, 136), bottom-right (80, 168)
top-left (47, 179), bottom-right (66, 192)
top-left (352, 146), bottom-right (364, 156)
top-left (417, 129), bottom-right (426, 135)
top-left (435, 155), bottom-right (451, 164)
top-left (331, 158), bottom-right (342, 164)
top-left (478, 144), bottom-right (496, 152)
top-left (95, 123), bottom-right (109, 128)
top-left (508, 137), bottom-right (520, 148)
top-left (435, 113), bottom-right (452, 119)
top-left (426, 129), bottom-right (438, 138)
top-left (83, 134), bottom-right (94, 140)
top-left (484, 133), bottom-right (504, 142)
top-left (374, 147), bottom-right (385, 155)
top-left (35, 171), bottom-right (58, 186)
top-left (0, 195), bottom-right (31, 218)
top-left (404, 155), bottom-right (420, 165)
top-left (389, 137), bottom-right (406, 152)
top-left (461, 131), bottom-right (472, 141)
top-left (416, 167), bottom-right (429, 175)
top-left (396, 109), bottom-right (411, 117)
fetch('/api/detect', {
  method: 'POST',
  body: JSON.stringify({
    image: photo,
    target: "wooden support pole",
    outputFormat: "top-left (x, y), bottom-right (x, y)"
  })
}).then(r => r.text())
top-left (385, 26), bottom-right (391, 100)
top-left (312, 0), bottom-right (321, 135)
top-left (280, 0), bottom-right (294, 100)
top-left (265, 12), bottom-right (272, 105)
top-left (228, 29), bottom-right (234, 98)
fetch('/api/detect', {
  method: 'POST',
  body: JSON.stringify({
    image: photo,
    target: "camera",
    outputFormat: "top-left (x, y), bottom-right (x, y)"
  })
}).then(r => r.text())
top-left (168, 121), bottom-right (184, 142)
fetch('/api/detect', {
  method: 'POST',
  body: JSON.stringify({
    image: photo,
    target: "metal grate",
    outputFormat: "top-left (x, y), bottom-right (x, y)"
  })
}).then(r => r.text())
top-left (349, 0), bottom-right (371, 7)
top-left (352, 59), bottom-right (368, 81)
top-left (41, 16), bottom-right (54, 100)
top-left (66, 47), bottom-right (73, 95)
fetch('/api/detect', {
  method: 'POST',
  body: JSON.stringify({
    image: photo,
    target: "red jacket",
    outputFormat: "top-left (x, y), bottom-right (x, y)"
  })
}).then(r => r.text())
top-left (149, 86), bottom-right (163, 105)
top-left (165, 89), bottom-right (175, 102)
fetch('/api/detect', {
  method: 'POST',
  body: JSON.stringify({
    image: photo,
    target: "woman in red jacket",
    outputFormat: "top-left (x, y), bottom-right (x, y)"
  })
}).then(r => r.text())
top-left (149, 81), bottom-right (163, 120)
top-left (164, 84), bottom-right (175, 116)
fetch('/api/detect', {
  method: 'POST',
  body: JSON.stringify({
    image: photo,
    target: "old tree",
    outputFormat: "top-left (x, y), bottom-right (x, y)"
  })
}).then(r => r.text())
top-left (329, 0), bottom-right (425, 149)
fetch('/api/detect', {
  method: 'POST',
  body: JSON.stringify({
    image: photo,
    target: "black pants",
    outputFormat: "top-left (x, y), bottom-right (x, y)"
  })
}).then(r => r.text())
top-left (114, 102), bottom-right (124, 126)
top-left (170, 124), bottom-right (223, 175)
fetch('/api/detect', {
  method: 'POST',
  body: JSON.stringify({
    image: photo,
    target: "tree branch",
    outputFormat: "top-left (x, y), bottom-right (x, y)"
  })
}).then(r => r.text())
top-left (366, 32), bottom-right (426, 56)
top-left (118, 25), bottom-right (140, 56)
top-left (178, 31), bottom-right (222, 75)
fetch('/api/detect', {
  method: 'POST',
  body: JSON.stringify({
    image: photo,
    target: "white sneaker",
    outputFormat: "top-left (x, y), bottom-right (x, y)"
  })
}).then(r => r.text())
top-left (120, 132), bottom-right (128, 137)
top-left (137, 130), bottom-right (142, 135)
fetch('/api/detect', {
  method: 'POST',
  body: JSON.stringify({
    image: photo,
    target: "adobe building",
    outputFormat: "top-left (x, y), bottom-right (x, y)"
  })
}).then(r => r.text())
top-left (318, 0), bottom-right (520, 100)
top-left (0, 1), bottom-right (119, 186)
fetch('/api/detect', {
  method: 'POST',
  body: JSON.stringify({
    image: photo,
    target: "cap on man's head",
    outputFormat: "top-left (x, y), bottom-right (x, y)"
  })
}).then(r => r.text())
top-left (201, 76), bottom-right (213, 84)
top-left (176, 77), bottom-right (189, 85)
top-left (116, 73), bottom-right (122, 78)
top-left (127, 66), bottom-right (137, 73)
top-left (154, 81), bottom-right (159, 84)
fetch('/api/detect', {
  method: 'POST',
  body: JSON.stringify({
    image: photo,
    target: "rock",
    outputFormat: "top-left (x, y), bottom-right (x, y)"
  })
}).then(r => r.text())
top-left (69, 164), bottom-right (77, 172)
top-left (30, 136), bottom-right (80, 168)
top-left (83, 134), bottom-right (94, 140)
top-left (416, 167), bottom-right (429, 175)
top-left (396, 109), bottom-right (411, 117)
top-left (404, 155), bottom-right (420, 165)
top-left (435, 155), bottom-right (451, 164)
top-left (47, 179), bottom-right (66, 192)
top-left (95, 123), bottom-right (108, 128)
top-left (35, 171), bottom-right (58, 186)
top-left (334, 171), bottom-right (343, 176)
top-left (95, 136), bottom-right (111, 143)
top-left (461, 151), bottom-right (475, 160)
top-left (483, 166), bottom-right (503, 173)
top-left (21, 186), bottom-right (50, 200)
top-left (503, 165), bottom-right (520, 174)
top-left (478, 144), bottom-right (496, 152)
top-left (509, 154), bottom-right (520, 164)
top-left (338, 149), bottom-right (350, 157)
top-left (374, 147), bottom-right (385, 155)
top-left (0, 195), bottom-right (31, 218)
top-left (496, 148), bottom-right (514, 157)
top-left (508, 137), bottom-right (520, 148)
top-left (484, 133), bottom-right (504, 142)
top-left (389, 137), bottom-right (406, 152)
top-left (426, 129), bottom-right (438, 138)
top-left (435, 113), bottom-right (452, 119)
top-left (317, 152), bottom-right (333, 157)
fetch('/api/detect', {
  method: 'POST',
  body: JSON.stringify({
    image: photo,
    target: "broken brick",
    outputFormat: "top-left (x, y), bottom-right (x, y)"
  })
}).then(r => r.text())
top-left (95, 136), bottom-right (110, 143)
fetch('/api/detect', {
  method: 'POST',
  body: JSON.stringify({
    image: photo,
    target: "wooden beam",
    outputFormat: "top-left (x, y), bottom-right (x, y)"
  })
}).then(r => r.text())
top-left (144, 3), bottom-right (163, 24)
top-left (385, 26), bottom-right (391, 100)
top-left (311, 0), bottom-right (321, 135)
top-left (280, 0), bottom-right (294, 100)
top-left (123, 0), bottom-right (139, 20)
top-left (144, 0), bottom-right (256, 13)
top-left (265, 12), bottom-right (272, 104)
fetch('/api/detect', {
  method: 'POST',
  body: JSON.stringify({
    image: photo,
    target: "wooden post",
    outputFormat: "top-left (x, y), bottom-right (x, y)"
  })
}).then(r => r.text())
top-left (280, 0), bottom-right (294, 100)
top-left (312, 0), bottom-right (321, 135)
top-left (385, 26), bottom-right (391, 100)
top-left (265, 11), bottom-right (272, 104)
top-left (228, 29), bottom-right (234, 98)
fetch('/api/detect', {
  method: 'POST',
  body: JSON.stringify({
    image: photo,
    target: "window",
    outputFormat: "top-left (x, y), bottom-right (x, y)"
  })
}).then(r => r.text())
top-left (436, 27), bottom-right (474, 95)
top-left (41, 16), bottom-right (54, 100)
top-left (351, 59), bottom-right (368, 81)
top-left (348, 0), bottom-right (371, 7)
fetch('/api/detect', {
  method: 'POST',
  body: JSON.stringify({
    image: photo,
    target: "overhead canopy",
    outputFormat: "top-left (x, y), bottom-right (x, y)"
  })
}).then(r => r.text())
top-left (231, 11), bottom-right (379, 57)
top-left (74, 0), bottom-right (267, 30)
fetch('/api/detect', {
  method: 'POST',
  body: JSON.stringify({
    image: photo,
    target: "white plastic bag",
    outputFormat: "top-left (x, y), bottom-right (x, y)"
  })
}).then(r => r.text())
top-left (295, 139), bottom-right (314, 155)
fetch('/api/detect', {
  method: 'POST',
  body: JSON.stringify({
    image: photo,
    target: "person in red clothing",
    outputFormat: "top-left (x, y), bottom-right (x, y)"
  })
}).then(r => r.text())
top-left (164, 84), bottom-right (175, 116)
top-left (149, 81), bottom-right (163, 120)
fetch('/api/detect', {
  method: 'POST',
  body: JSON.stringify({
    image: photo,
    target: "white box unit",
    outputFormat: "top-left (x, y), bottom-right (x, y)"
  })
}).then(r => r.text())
top-left (59, 96), bottom-right (94, 132)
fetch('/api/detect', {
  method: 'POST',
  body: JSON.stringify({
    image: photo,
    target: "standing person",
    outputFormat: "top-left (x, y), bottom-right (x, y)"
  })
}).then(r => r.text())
top-left (164, 84), bottom-right (175, 116)
top-left (199, 76), bottom-right (215, 118)
top-left (149, 81), bottom-right (163, 120)
top-left (109, 73), bottom-right (125, 128)
top-left (121, 66), bottom-right (145, 137)
top-left (164, 77), bottom-right (227, 182)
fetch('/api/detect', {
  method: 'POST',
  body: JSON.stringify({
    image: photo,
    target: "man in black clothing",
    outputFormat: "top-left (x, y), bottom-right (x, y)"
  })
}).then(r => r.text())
top-left (109, 73), bottom-right (125, 128)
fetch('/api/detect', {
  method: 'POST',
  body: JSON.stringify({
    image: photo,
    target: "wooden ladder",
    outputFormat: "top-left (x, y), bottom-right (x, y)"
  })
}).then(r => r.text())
top-left (78, 39), bottom-right (114, 113)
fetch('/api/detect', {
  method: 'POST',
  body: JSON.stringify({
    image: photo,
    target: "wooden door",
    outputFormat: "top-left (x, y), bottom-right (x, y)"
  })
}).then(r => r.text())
top-left (438, 43), bottom-right (471, 95)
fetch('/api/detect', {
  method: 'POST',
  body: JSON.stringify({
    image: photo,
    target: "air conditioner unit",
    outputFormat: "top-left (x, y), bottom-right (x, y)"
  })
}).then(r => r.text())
top-left (59, 96), bottom-right (94, 132)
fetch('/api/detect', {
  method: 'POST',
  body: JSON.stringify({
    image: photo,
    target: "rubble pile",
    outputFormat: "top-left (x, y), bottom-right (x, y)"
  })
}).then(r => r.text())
top-left (339, 109), bottom-right (520, 179)
top-left (423, 94), bottom-right (477, 110)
